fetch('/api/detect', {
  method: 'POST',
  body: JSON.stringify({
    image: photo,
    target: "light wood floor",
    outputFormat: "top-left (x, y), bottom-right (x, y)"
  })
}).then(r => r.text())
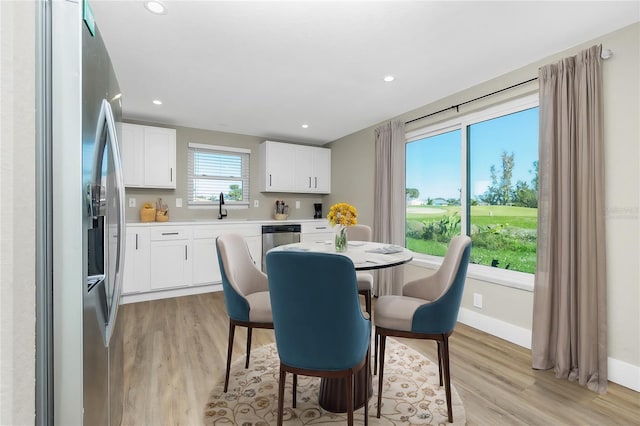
top-left (119, 292), bottom-right (639, 425)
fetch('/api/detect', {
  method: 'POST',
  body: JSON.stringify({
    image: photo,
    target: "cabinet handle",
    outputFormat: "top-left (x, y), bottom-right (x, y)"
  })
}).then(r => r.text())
top-left (316, 226), bottom-right (327, 230)
top-left (185, 245), bottom-right (188, 260)
top-left (315, 177), bottom-right (317, 188)
top-left (269, 174), bottom-right (272, 186)
top-left (309, 177), bottom-right (311, 188)
top-left (170, 168), bottom-right (173, 182)
top-left (162, 232), bottom-right (179, 235)
top-left (135, 233), bottom-right (138, 250)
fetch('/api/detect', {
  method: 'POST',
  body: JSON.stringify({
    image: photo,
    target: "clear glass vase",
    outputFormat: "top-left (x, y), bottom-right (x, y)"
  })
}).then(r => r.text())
top-left (335, 226), bottom-right (348, 252)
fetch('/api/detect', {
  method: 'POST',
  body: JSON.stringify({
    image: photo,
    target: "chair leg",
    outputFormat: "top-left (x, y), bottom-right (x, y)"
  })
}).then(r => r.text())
top-left (223, 321), bottom-right (235, 392)
top-left (373, 329), bottom-right (378, 375)
top-left (437, 341), bottom-right (443, 386)
top-left (376, 333), bottom-right (386, 418)
top-left (364, 347), bottom-right (369, 426)
top-left (442, 336), bottom-right (453, 423)
top-left (346, 369), bottom-right (354, 426)
top-left (245, 327), bottom-right (253, 369)
top-left (277, 367), bottom-right (286, 426)
top-left (292, 373), bottom-right (298, 408)
top-left (365, 290), bottom-right (371, 316)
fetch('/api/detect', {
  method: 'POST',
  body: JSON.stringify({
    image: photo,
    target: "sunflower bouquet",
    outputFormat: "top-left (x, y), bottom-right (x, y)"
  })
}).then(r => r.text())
top-left (327, 202), bottom-right (357, 252)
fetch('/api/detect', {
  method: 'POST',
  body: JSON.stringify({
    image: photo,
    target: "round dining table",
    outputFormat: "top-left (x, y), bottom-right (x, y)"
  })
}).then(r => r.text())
top-left (269, 239), bottom-right (414, 413)
top-left (270, 240), bottom-right (413, 270)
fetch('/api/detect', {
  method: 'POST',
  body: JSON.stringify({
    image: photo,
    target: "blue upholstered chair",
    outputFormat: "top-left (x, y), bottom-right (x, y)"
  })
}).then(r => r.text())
top-left (266, 251), bottom-right (371, 426)
top-left (216, 233), bottom-right (273, 392)
top-left (346, 224), bottom-right (375, 315)
top-left (374, 235), bottom-right (471, 423)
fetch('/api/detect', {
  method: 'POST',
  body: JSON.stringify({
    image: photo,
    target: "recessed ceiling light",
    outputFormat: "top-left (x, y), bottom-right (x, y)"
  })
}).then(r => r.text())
top-left (152, 99), bottom-right (163, 105)
top-left (144, 1), bottom-right (167, 15)
top-left (301, 124), bottom-right (309, 129)
top-left (383, 75), bottom-right (395, 82)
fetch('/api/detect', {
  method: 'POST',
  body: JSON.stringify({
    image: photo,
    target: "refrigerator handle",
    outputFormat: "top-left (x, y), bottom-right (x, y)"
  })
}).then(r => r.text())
top-left (96, 99), bottom-right (126, 345)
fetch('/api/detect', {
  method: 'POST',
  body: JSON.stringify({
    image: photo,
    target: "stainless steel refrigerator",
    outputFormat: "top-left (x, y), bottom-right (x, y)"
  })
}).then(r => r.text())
top-left (51, 1), bottom-right (126, 424)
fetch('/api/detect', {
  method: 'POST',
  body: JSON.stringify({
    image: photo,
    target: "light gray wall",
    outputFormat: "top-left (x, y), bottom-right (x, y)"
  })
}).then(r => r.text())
top-left (0, 1), bottom-right (36, 424)
top-left (328, 23), bottom-right (640, 368)
top-left (123, 123), bottom-right (328, 222)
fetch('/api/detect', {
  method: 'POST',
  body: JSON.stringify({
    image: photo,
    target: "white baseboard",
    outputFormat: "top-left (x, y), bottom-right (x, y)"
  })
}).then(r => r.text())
top-left (457, 307), bottom-right (532, 349)
top-left (608, 357), bottom-right (640, 392)
top-left (457, 307), bottom-right (640, 392)
top-left (121, 283), bottom-right (222, 304)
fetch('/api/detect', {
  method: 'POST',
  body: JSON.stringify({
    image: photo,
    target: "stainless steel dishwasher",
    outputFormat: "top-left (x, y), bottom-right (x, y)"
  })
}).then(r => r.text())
top-left (262, 224), bottom-right (301, 272)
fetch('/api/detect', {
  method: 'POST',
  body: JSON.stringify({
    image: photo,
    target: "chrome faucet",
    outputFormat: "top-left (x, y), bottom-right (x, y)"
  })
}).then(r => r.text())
top-left (218, 192), bottom-right (227, 219)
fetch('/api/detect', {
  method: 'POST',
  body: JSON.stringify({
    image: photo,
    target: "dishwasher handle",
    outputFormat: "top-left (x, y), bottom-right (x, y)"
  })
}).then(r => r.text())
top-left (262, 224), bottom-right (302, 234)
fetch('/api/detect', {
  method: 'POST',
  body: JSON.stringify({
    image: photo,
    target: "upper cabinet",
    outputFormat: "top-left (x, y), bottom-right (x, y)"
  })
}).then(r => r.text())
top-left (119, 123), bottom-right (176, 189)
top-left (259, 141), bottom-right (331, 194)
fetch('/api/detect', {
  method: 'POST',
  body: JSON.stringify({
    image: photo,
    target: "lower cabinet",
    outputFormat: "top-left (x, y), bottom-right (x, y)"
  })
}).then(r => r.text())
top-left (149, 227), bottom-right (192, 290)
top-left (191, 226), bottom-right (223, 286)
top-left (301, 221), bottom-right (333, 243)
top-left (149, 241), bottom-right (192, 290)
top-left (192, 237), bottom-right (220, 285)
top-left (122, 223), bottom-right (262, 301)
top-left (123, 227), bottom-right (150, 294)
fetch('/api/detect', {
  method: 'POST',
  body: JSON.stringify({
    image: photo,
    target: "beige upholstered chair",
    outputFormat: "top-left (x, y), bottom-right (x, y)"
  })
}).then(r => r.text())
top-left (216, 233), bottom-right (273, 392)
top-left (346, 224), bottom-right (374, 315)
top-left (374, 235), bottom-right (472, 423)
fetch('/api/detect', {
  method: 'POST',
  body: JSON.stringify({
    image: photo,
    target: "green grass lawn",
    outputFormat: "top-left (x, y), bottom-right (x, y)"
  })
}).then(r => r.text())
top-left (406, 205), bottom-right (538, 273)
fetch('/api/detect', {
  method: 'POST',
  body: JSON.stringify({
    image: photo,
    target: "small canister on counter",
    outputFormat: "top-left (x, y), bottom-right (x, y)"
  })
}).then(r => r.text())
top-left (140, 203), bottom-right (156, 222)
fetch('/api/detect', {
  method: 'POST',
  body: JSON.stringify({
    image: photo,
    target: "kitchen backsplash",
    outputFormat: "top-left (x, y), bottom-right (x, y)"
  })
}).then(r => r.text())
top-left (124, 188), bottom-right (326, 223)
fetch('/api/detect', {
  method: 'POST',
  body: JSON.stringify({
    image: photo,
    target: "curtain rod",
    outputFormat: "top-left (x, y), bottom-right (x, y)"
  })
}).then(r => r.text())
top-left (405, 48), bottom-right (613, 126)
top-left (405, 77), bottom-right (538, 125)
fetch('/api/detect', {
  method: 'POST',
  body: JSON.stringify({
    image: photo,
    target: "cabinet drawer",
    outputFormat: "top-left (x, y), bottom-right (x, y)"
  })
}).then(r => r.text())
top-left (150, 227), bottom-right (192, 241)
top-left (301, 221), bottom-right (331, 234)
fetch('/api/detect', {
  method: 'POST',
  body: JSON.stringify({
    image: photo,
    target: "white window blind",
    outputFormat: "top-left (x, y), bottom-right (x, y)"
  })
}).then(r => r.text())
top-left (187, 143), bottom-right (250, 206)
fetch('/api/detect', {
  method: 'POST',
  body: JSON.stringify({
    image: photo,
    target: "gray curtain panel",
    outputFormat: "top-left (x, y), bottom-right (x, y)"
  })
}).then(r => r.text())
top-left (532, 45), bottom-right (608, 394)
top-left (373, 119), bottom-right (406, 295)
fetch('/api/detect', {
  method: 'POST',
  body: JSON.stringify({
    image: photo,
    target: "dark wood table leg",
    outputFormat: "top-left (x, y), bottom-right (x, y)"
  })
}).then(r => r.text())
top-left (318, 362), bottom-right (372, 413)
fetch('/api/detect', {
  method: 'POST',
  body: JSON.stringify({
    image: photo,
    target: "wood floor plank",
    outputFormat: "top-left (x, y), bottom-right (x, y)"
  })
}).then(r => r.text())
top-left (119, 292), bottom-right (640, 425)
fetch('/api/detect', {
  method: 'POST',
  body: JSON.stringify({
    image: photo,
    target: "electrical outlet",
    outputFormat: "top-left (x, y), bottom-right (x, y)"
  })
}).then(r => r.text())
top-left (473, 293), bottom-right (483, 309)
top-left (175, 198), bottom-right (182, 208)
top-left (128, 197), bottom-right (136, 208)
top-left (295, 200), bottom-right (300, 209)
top-left (254, 200), bottom-right (259, 208)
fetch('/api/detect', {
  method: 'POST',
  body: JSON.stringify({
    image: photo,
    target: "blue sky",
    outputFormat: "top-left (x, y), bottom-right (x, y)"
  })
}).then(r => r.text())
top-left (406, 107), bottom-right (539, 200)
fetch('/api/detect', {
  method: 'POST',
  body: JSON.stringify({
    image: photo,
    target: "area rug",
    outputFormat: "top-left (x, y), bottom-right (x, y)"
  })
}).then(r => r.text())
top-left (204, 338), bottom-right (466, 425)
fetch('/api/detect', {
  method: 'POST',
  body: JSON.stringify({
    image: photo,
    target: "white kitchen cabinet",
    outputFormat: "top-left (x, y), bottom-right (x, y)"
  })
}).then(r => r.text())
top-left (309, 146), bottom-right (331, 193)
top-left (293, 146), bottom-right (314, 192)
top-left (192, 226), bottom-right (223, 286)
top-left (122, 227), bottom-right (150, 294)
top-left (120, 123), bottom-right (176, 189)
top-left (121, 222), bottom-right (261, 303)
top-left (120, 123), bottom-right (145, 187)
top-left (301, 220), bottom-right (333, 243)
top-left (191, 224), bottom-right (262, 286)
top-left (260, 141), bottom-right (331, 194)
top-left (192, 238), bottom-right (220, 285)
top-left (149, 227), bottom-right (192, 290)
top-left (259, 141), bottom-right (295, 192)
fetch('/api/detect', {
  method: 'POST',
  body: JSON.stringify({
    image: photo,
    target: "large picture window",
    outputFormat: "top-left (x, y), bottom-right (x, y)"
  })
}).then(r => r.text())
top-left (187, 143), bottom-right (250, 207)
top-left (405, 95), bottom-right (539, 274)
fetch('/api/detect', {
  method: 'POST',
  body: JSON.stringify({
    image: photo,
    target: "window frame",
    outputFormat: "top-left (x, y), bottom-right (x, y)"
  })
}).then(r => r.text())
top-left (187, 143), bottom-right (251, 208)
top-left (405, 93), bottom-right (539, 290)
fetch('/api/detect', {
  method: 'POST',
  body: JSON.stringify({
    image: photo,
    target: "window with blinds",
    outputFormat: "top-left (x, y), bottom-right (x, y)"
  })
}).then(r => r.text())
top-left (187, 143), bottom-right (250, 206)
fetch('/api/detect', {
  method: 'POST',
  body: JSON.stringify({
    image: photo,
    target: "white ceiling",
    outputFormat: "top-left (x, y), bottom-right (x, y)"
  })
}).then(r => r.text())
top-left (91, 1), bottom-right (639, 145)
